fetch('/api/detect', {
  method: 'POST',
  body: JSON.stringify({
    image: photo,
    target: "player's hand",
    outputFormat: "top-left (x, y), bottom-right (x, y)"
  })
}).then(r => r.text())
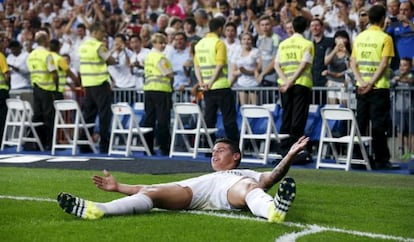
top-left (288, 136), bottom-right (309, 155)
top-left (92, 170), bottom-right (119, 192)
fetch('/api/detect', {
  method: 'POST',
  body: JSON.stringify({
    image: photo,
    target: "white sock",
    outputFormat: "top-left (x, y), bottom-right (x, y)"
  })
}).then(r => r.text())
top-left (245, 188), bottom-right (274, 219)
top-left (96, 193), bottom-right (153, 216)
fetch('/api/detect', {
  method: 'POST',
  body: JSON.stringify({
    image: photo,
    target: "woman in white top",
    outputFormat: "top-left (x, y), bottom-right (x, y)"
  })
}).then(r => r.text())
top-left (230, 32), bottom-right (262, 105)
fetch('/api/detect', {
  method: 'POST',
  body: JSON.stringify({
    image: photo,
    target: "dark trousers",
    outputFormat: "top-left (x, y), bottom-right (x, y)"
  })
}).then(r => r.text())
top-left (356, 89), bottom-right (391, 164)
top-left (141, 91), bottom-right (172, 153)
top-left (203, 88), bottom-right (239, 144)
top-left (32, 85), bottom-right (56, 149)
top-left (0, 89), bottom-right (9, 146)
top-left (82, 82), bottom-right (112, 152)
top-left (280, 85), bottom-right (311, 155)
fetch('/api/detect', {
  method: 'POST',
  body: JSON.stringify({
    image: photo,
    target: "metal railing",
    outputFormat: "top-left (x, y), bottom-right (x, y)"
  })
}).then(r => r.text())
top-left (7, 85), bottom-right (414, 161)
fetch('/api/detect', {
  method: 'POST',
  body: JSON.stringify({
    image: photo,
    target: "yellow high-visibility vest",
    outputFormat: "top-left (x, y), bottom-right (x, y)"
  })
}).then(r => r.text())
top-left (0, 53), bottom-right (8, 90)
top-left (277, 35), bottom-right (313, 88)
top-left (51, 52), bottom-right (67, 93)
top-left (195, 36), bottom-right (229, 90)
top-left (79, 38), bottom-right (109, 87)
top-left (27, 48), bottom-right (56, 91)
top-left (143, 51), bottom-right (172, 92)
top-left (353, 29), bottom-right (391, 89)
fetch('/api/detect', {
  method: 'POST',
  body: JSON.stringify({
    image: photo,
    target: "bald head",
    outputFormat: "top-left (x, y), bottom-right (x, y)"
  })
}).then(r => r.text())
top-left (34, 31), bottom-right (49, 46)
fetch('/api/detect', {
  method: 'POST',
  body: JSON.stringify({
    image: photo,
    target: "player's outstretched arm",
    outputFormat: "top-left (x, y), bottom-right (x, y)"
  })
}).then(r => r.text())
top-left (258, 136), bottom-right (309, 190)
top-left (92, 170), bottom-right (144, 196)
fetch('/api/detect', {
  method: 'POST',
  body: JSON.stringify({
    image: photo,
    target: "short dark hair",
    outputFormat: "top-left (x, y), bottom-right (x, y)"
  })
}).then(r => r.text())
top-left (8, 40), bottom-right (21, 49)
top-left (129, 34), bottom-right (141, 42)
top-left (49, 39), bottom-right (61, 52)
top-left (293, 16), bottom-right (308, 34)
top-left (369, 5), bottom-right (386, 24)
top-left (115, 33), bottom-right (126, 42)
top-left (214, 138), bottom-right (241, 166)
top-left (174, 31), bottom-right (187, 41)
top-left (209, 17), bottom-right (225, 32)
top-left (184, 17), bottom-right (197, 29)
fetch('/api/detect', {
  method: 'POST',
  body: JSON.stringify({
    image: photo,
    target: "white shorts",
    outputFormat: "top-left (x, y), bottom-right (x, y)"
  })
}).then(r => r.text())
top-left (174, 170), bottom-right (261, 210)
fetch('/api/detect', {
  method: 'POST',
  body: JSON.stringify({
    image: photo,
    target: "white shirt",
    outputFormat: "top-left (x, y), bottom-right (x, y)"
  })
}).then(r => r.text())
top-left (6, 51), bottom-right (31, 89)
top-left (108, 48), bottom-right (136, 88)
top-left (232, 48), bottom-right (261, 87)
top-left (130, 48), bottom-right (150, 89)
top-left (224, 39), bottom-right (241, 80)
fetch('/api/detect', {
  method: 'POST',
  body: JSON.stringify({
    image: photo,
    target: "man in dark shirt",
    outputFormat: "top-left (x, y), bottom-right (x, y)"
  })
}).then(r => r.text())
top-left (310, 18), bottom-right (333, 105)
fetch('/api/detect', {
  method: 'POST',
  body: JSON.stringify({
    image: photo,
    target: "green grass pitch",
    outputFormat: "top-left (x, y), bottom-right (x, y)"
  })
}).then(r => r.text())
top-left (0, 167), bottom-right (413, 242)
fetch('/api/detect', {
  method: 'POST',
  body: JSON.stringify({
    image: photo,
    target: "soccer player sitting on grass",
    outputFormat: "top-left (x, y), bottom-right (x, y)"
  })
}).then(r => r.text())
top-left (57, 136), bottom-right (309, 223)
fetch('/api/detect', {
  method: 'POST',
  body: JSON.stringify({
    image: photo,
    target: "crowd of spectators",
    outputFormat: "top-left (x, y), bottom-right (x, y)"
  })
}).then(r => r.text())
top-left (0, 0), bottom-right (413, 158)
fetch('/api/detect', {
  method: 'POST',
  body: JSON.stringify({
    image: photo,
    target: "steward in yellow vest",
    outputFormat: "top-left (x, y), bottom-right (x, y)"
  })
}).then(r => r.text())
top-left (193, 17), bottom-right (240, 143)
top-left (143, 48), bottom-right (173, 92)
top-left (141, 33), bottom-right (174, 155)
top-left (50, 39), bottom-right (80, 99)
top-left (274, 16), bottom-right (314, 159)
top-left (350, 5), bottom-right (397, 170)
top-left (78, 22), bottom-right (117, 153)
top-left (26, 31), bottom-right (59, 150)
top-left (27, 33), bottom-right (58, 92)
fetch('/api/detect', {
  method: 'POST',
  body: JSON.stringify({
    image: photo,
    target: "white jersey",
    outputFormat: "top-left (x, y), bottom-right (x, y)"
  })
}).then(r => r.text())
top-left (174, 169), bottom-right (261, 210)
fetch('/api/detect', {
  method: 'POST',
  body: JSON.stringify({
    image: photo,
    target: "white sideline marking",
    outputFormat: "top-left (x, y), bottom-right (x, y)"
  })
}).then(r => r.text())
top-left (47, 157), bottom-right (89, 162)
top-left (0, 195), bottom-right (55, 202)
top-left (1, 195), bottom-right (413, 242)
top-left (0, 155), bottom-right (51, 163)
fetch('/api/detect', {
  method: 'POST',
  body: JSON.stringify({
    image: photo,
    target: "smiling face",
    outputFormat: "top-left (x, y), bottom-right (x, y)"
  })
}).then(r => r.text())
top-left (211, 142), bottom-right (241, 171)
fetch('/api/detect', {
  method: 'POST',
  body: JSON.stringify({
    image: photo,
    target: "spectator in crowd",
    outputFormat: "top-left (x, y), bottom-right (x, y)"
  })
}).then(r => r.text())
top-left (61, 22), bottom-right (88, 73)
top-left (49, 39), bottom-right (80, 100)
top-left (274, 16), bottom-right (314, 162)
top-left (324, 0), bottom-right (356, 39)
top-left (230, 32), bottom-right (262, 105)
top-left (165, 0), bottom-right (186, 20)
top-left (384, 0), bottom-right (401, 70)
top-left (349, 0), bottom-right (370, 25)
top-left (356, 8), bottom-right (370, 33)
top-left (194, 8), bottom-right (210, 38)
top-left (323, 30), bottom-right (352, 106)
top-left (168, 16), bottom-right (184, 32)
top-left (166, 32), bottom-right (191, 94)
top-left (223, 22), bottom-right (241, 81)
top-left (129, 34), bottom-right (150, 90)
top-left (256, 15), bottom-right (280, 88)
top-left (146, 0), bottom-right (164, 20)
top-left (27, 31), bottom-right (58, 150)
top-left (386, 0), bottom-right (414, 62)
top-left (57, 137), bottom-right (309, 223)
top-left (163, 27), bottom-right (176, 57)
top-left (194, 17), bottom-right (240, 144)
top-left (183, 17), bottom-right (201, 43)
top-left (78, 22), bottom-right (117, 154)
top-left (140, 24), bottom-right (154, 49)
top-left (155, 13), bottom-right (169, 33)
top-left (6, 40), bottom-right (31, 90)
top-left (391, 57), bottom-right (414, 160)
top-left (142, 33), bottom-right (174, 156)
top-left (310, 18), bottom-right (333, 105)
top-left (0, 36), bottom-right (10, 147)
top-left (350, 5), bottom-right (399, 170)
top-left (108, 33), bottom-right (136, 94)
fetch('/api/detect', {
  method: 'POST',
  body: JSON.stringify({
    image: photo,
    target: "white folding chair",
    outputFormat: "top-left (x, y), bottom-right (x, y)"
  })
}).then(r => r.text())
top-left (316, 107), bottom-right (372, 171)
top-left (108, 103), bottom-right (153, 156)
top-left (169, 103), bottom-right (218, 158)
top-left (239, 105), bottom-right (289, 164)
top-left (1, 99), bottom-right (44, 152)
top-left (52, 100), bottom-right (98, 155)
